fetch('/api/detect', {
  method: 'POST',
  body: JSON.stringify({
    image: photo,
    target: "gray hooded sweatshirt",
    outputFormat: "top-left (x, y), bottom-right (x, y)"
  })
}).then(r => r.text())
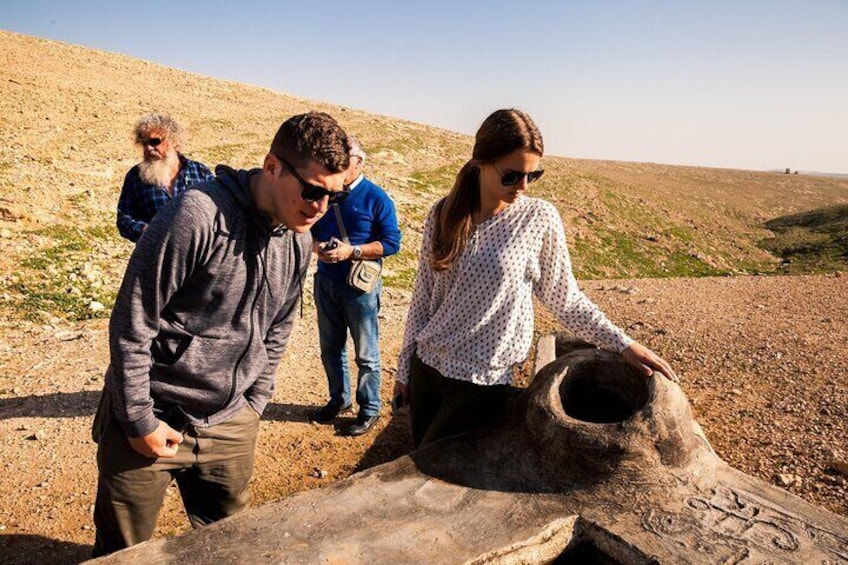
top-left (105, 165), bottom-right (309, 438)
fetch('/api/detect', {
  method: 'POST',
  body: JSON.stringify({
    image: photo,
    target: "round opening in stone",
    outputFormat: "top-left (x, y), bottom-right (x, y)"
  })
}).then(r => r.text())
top-left (559, 359), bottom-right (650, 423)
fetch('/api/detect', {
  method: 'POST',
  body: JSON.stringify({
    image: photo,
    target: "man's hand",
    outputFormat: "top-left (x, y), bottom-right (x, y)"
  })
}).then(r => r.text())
top-left (318, 240), bottom-right (353, 263)
top-left (621, 342), bottom-right (679, 383)
top-left (393, 381), bottom-right (409, 406)
top-left (128, 421), bottom-right (183, 459)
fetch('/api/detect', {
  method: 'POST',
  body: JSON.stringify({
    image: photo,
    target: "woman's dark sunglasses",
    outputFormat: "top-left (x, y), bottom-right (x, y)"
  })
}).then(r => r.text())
top-left (276, 154), bottom-right (349, 204)
top-left (496, 166), bottom-right (545, 187)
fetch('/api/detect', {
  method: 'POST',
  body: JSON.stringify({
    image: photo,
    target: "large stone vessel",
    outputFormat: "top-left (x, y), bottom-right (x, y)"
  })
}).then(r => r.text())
top-left (92, 335), bottom-right (848, 563)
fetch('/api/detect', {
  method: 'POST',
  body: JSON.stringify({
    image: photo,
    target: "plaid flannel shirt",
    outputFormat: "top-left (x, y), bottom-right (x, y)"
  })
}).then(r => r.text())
top-left (116, 154), bottom-right (214, 242)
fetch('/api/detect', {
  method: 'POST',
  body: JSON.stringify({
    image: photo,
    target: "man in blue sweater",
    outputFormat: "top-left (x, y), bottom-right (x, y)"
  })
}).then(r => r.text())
top-left (310, 137), bottom-right (402, 436)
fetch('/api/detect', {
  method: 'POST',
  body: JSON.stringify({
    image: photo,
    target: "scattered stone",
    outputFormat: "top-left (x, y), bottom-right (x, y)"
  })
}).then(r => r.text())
top-left (826, 449), bottom-right (848, 477)
top-left (54, 330), bottom-right (83, 342)
top-left (824, 474), bottom-right (847, 487)
top-left (27, 430), bottom-right (47, 441)
top-left (611, 285), bottom-right (638, 294)
top-left (311, 468), bottom-right (327, 479)
top-left (88, 300), bottom-right (105, 312)
top-left (776, 473), bottom-right (795, 487)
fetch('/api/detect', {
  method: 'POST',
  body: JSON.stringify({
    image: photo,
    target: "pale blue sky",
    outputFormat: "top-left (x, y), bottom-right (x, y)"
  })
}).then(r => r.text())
top-left (3, 0), bottom-right (847, 173)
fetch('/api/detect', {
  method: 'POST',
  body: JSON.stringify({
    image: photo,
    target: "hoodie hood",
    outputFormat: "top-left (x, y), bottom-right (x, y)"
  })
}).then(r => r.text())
top-left (215, 164), bottom-right (257, 212)
top-left (215, 164), bottom-right (289, 237)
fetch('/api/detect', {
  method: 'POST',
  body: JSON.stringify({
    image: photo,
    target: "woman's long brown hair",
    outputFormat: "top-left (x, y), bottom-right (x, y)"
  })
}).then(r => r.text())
top-left (430, 109), bottom-right (544, 270)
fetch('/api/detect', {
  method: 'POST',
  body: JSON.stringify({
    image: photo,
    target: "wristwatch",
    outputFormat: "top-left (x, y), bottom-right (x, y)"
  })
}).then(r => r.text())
top-left (353, 245), bottom-right (362, 259)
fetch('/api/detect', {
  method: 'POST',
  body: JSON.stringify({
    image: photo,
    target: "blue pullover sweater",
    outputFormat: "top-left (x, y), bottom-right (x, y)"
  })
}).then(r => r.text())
top-left (311, 176), bottom-right (402, 280)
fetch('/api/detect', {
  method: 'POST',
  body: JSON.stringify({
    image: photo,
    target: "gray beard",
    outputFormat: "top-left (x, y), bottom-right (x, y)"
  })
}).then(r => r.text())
top-left (138, 152), bottom-right (179, 186)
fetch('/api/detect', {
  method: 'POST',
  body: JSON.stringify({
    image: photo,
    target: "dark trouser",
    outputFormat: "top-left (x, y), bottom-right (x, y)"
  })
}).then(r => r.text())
top-left (409, 354), bottom-right (508, 448)
top-left (92, 404), bottom-right (260, 557)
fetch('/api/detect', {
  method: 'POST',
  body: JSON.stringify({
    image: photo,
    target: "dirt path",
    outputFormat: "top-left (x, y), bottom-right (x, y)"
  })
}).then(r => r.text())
top-left (0, 274), bottom-right (846, 564)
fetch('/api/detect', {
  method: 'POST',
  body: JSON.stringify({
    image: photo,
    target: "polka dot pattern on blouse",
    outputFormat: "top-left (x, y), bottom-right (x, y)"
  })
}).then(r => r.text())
top-left (396, 196), bottom-right (633, 386)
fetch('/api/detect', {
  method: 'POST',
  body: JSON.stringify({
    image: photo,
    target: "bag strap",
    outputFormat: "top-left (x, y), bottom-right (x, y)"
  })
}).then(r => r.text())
top-left (332, 204), bottom-right (351, 245)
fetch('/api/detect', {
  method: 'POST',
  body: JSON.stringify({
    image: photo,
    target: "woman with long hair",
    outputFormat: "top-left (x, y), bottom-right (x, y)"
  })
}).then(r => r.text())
top-left (395, 108), bottom-right (676, 448)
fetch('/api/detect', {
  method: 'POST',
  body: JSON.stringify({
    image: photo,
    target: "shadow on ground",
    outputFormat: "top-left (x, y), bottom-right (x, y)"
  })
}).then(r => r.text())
top-left (261, 402), bottom-right (315, 424)
top-left (263, 401), bottom-right (414, 473)
top-left (0, 391), bottom-right (100, 420)
top-left (0, 534), bottom-right (91, 565)
top-left (352, 409), bottom-right (413, 472)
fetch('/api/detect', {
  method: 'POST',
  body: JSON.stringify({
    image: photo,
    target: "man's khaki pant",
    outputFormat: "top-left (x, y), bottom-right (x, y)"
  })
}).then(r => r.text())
top-left (92, 404), bottom-right (260, 557)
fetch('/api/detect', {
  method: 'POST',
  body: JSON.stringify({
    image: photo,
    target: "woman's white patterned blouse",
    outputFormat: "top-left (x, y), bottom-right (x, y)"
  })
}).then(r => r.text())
top-left (396, 196), bottom-right (633, 386)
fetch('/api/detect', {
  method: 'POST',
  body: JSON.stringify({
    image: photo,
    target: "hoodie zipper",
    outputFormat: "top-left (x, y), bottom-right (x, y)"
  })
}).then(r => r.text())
top-left (212, 233), bottom-right (268, 419)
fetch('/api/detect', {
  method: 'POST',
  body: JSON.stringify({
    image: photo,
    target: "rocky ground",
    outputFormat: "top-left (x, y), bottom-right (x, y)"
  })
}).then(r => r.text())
top-left (0, 273), bottom-right (846, 564)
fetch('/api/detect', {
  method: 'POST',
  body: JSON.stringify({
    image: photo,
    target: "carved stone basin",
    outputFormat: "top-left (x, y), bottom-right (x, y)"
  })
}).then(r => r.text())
top-left (560, 356), bottom-right (649, 423)
top-left (526, 343), bottom-right (715, 481)
top-left (91, 335), bottom-right (848, 564)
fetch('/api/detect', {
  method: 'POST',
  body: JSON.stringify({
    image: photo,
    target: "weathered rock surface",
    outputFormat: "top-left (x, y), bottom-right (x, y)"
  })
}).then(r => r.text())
top-left (91, 336), bottom-right (848, 564)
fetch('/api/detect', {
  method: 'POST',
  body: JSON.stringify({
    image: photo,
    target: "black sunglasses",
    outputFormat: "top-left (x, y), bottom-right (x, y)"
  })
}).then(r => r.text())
top-left (138, 137), bottom-right (163, 147)
top-left (276, 154), bottom-right (349, 204)
top-left (493, 164), bottom-right (545, 187)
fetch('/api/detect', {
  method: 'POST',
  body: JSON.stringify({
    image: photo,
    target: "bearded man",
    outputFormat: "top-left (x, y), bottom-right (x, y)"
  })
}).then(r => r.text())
top-left (116, 113), bottom-right (214, 242)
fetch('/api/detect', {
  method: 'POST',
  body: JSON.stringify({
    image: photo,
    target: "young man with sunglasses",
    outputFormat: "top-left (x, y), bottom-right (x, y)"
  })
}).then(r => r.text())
top-left (309, 137), bottom-right (401, 436)
top-left (92, 112), bottom-right (351, 556)
top-left (116, 113), bottom-right (215, 242)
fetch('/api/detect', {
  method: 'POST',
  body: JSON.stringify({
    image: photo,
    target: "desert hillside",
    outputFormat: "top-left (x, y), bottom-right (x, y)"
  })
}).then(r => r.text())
top-left (0, 30), bottom-right (846, 564)
top-left (2, 30), bottom-right (848, 325)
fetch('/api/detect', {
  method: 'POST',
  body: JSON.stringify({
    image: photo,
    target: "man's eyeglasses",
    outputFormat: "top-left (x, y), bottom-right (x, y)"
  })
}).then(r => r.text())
top-left (493, 164), bottom-right (545, 187)
top-left (276, 154), bottom-right (349, 204)
top-left (138, 137), bottom-right (163, 147)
